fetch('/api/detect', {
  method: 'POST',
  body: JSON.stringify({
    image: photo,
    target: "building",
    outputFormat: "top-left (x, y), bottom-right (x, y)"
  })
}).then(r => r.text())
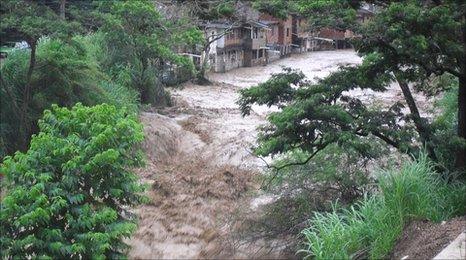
top-left (305, 4), bottom-right (375, 51)
top-left (259, 13), bottom-right (293, 57)
top-left (292, 15), bottom-right (311, 53)
top-left (203, 22), bottom-right (244, 73)
top-left (260, 20), bottom-right (280, 62)
top-left (243, 21), bottom-right (268, 67)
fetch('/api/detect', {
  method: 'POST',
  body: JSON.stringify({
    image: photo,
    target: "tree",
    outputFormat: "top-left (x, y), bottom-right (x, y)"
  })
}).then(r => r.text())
top-left (175, 0), bottom-right (239, 84)
top-left (239, 64), bottom-right (413, 164)
top-left (0, 0), bottom-right (77, 150)
top-left (0, 103), bottom-right (146, 258)
top-left (197, 22), bottom-right (239, 84)
top-left (355, 0), bottom-right (466, 171)
top-left (99, 0), bottom-right (201, 104)
top-left (0, 37), bottom-right (123, 157)
top-left (242, 0), bottom-right (466, 174)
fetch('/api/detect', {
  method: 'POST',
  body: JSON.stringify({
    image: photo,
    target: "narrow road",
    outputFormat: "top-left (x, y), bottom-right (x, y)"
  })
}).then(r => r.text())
top-left (128, 50), bottom-right (365, 259)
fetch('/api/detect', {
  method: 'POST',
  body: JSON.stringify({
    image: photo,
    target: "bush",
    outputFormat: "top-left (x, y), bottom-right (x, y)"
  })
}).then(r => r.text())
top-left (0, 36), bottom-right (140, 156)
top-left (250, 144), bottom-right (376, 239)
top-left (0, 103), bottom-right (146, 258)
top-left (431, 85), bottom-right (466, 171)
top-left (300, 154), bottom-right (466, 259)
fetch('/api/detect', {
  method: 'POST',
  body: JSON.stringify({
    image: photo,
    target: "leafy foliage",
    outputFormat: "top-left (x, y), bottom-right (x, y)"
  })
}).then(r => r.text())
top-left (176, 0), bottom-right (237, 21)
top-left (300, 155), bottom-right (466, 259)
top-left (253, 0), bottom-right (359, 30)
top-left (431, 84), bottom-right (466, 171)
top-left (243, 0), bottom-right (466, 173)
top-left (238, 64), bottom-right (413, 161)
top-left (0, 103), bottom-right (146, 258)
top-left (0, 0), bottom-right (74, 45)
top-left (0, 36), bottom-right (139, 157)
top-left (99, 0), bottom-right (202, 105)
top-left (245, 144), bottom-right (376, 244)
top-left (252, 0), bottom-right (294, 20)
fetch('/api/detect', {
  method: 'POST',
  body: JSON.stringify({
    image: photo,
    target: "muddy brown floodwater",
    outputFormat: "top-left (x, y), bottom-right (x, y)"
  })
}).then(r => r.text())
top-left (126, 50), bottom-right (433, 259)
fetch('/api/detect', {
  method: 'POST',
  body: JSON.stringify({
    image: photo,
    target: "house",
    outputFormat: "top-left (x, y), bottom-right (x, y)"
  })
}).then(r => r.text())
top-left (259, 13), bottom-right (293, 57)
top-left (242, 20), bottom-right (268, 67)
top-left (260, 20), bottom-right (280, 62)
top-left (292, 15), bottom-right (311, 53)
top-left (203, 22), bottom-right (244, 73)
top-left (342, 5), bottom-right (376, 42)
top-left (304, 4), bottom-right (375, 52)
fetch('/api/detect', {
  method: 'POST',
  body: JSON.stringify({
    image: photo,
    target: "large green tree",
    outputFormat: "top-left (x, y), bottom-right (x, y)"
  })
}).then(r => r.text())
top-left (98, 0), bottom-right (202, 104)
top-left (0, 0), bottom-right (77, 150)
top-left (242, 0), bottom-right (466, 174)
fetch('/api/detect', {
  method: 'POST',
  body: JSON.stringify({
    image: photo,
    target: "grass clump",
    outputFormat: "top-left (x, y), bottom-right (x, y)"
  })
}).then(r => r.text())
top-left (300, 154), bottom-right (466, 259)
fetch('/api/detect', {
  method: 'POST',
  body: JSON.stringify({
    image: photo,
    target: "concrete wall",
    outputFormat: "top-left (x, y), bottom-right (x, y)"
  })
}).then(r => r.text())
top-left (213, 49), bottom-right (244, 73)
top-left (206, 28), bottom-right (225, 49)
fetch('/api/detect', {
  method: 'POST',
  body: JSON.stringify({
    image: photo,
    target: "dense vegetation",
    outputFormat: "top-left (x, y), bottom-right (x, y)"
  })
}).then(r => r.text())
top-left (0, 0), bottom-right (203, 258)
top-left (301, 155), bottom-right (466, 259)
top-left (0, 104), bottom-right (146, 258)
top-left (0, 0), bottom-right (203, 157)
top-left (243, 0), bottom-right (466, 258)
top-left (1, 0), bottom-right (465, 258)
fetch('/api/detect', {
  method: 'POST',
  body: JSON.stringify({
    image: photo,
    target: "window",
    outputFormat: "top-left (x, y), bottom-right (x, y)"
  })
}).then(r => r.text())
top-left (253, 50), bottom-right (258, 59)
top-left (286, 28), bottom-right (290, 37)
top-left (258, 49), bottom-right (263, 58)
top-left (253, 27), bottom-right (258, 39)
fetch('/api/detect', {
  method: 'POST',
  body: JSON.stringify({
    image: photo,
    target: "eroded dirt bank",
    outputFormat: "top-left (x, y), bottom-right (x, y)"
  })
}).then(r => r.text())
top-left (127, 50), bottom-right (433, 258)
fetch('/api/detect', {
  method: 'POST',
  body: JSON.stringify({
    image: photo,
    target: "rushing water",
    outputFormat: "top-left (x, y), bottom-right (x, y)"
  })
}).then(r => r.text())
top-left (128, 50), bottom-right (432, 258)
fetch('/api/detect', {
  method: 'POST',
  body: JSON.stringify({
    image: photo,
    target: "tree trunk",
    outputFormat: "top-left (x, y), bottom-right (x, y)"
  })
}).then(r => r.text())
top-left (396, 76), bottom-right (437, 162)
top-left (456, 76), bottom-right (466, 172)
top-left (139, 61), bottom-right (150, 104)
top-left (196, 44), bottom-right (211, 85)
top-left (456, 14), bottom-right (466, 173)
top-left (19, 40), bottom-right (37, 150)
top-left (60, 0), bottom-right (66, 20)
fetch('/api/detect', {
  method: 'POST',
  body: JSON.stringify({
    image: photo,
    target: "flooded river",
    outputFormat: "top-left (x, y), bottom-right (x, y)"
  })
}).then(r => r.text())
top-left (127, 50), bottom-right (429, 258)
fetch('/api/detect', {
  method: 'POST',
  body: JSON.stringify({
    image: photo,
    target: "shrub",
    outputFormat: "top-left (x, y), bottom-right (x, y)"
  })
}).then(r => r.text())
top-left (431, 85), bottom-right (466, 171)
top-left (0, 36), bottom-right (140, 156)
top-left (0, 103), bottom-right (146, 258)
top-left (250, 144), bottom-right (376, 239)
top-left (300, 154), bottom-right (466, 259)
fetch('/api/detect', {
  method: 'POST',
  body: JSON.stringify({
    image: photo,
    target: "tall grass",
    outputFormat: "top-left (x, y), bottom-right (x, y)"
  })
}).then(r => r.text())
top-left (300, 154), bottom-right (466, 259)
